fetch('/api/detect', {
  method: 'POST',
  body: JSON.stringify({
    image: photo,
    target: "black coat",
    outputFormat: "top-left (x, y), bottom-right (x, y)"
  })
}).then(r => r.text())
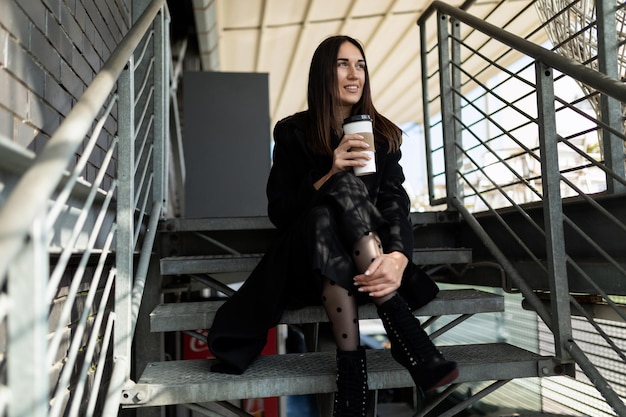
top-left (267, 111), bottom-right (414, 261)
top-left (207, 111), bottom-right (439, 374)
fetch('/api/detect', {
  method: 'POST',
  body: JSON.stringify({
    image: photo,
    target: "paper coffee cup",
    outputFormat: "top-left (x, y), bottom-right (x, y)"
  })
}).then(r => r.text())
top-left (343, 114), bottom-right (375, 176)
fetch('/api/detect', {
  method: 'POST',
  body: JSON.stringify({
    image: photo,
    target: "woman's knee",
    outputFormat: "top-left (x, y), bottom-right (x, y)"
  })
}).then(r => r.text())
top-left (332, 171), bottom-right (367, 192)
top-left (307, 205), bottom-right (334, 229)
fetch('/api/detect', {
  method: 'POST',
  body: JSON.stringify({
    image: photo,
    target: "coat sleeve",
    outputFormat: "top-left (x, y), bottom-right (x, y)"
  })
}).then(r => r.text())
top-left (266, 118), bottom-right (321, 230)
top-left (376, 149), bottom-right (414, 262)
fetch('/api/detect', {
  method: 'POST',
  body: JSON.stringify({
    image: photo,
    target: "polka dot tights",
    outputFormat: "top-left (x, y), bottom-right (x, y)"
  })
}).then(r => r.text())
top-left (321, 231), bottom-right (388, 351)
top-left (322, 279), bottom-right (360, 351)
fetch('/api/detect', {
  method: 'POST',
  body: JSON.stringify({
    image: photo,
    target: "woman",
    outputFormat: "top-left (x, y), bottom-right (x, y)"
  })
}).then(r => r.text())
top-left (207, 35), bottom-right (458, 416)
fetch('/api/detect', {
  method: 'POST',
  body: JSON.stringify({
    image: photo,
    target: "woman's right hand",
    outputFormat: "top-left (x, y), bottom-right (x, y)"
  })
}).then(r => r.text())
top-left (331, 133), bottom-right (371, 174)
top-left (314, 134), bottom-right (371, 190)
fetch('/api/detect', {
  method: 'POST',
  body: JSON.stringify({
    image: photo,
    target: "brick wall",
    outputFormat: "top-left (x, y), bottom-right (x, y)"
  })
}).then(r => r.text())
top-left (0, 0), bottom-right (131, 184)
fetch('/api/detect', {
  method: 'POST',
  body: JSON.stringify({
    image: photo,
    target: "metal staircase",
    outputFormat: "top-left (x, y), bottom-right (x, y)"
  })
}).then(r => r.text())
top-left (119, 215), bottom-right (569, 415)
top-left (115, 2), bottom-right (626, 412)
top-left (1, 1), bottom-right (625, 416)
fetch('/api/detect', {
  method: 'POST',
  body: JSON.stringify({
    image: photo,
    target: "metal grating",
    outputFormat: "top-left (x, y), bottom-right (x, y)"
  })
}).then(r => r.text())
top-left (121, 343), bottom-right (557, 407)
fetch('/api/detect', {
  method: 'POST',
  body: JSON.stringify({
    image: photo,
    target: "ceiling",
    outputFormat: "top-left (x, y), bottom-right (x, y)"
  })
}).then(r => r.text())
top-left (178, 0), bottom-right (548, 129)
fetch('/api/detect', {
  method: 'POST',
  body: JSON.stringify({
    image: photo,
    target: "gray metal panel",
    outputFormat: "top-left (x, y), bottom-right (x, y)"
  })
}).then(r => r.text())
top-left (182, 71), bottom-right (271, 219)
top-left (160, 248), bottom-right (473, 275)
top-left (150, 289), bottom-right (504, 332)
top-left (121, 343), bottom-right (557, 407)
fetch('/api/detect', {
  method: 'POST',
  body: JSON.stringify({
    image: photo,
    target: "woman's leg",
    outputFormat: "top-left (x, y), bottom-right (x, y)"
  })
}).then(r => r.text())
top-left (308, 205), bottom-right (368, 417)
top-left (353, 233), bottom-right (457, 393)
top-left (377, 293), bottom-right (458, 392)
top-left (322, 279), bottom-right (368, 417)
top-left (352, 227), bottom-right (458, 392)
top-left (317, 171), bottom-right (388, 249)
top-left (351, 231), bottom-right (382, 275)
top-left (321, 174), bottom-right (458, 393)
top-left (352, 230), bottom-right (395, 305)
top-left (322, 279), bottom-right (360, 351)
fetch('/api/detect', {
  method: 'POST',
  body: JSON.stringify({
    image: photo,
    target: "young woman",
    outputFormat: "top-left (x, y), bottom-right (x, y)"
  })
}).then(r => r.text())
top-left (207, 35), bottom-right (458, 416)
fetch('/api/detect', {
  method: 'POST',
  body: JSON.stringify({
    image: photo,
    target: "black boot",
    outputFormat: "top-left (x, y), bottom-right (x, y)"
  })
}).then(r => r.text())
top-left (333, 346), bottom-right (368, 417)
top-left (377, 294), bottom-right (458, 392)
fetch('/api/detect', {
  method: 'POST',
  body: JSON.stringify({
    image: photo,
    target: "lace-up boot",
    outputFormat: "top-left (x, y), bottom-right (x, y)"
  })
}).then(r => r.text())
top-left (333, 346), bottom-right (368, 417)
top-left (377, 294), bottom-right (458, 392)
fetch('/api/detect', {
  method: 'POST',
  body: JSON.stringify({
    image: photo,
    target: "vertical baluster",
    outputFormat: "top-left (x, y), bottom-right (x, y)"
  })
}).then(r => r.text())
top-left (8, 214), bottom-right (48, 417)
top-left (153, 7), bottom-right (168, 212)
top-left (597, 0), bottom-right (625, 193)
top-left (535, 61), bottom-right (573, 361)
top-left (116, 56), bottom-right (136, 376)
top-left (438, 12), bottom-right (460, 207)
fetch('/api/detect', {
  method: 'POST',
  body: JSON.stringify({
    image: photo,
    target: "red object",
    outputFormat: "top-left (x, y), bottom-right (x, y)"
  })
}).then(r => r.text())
top-left (183, 327), bottom-right (280, 416)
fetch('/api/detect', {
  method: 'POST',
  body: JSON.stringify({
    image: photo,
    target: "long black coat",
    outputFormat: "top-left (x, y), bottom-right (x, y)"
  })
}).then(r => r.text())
top-left (267, 111), bottom-right (414, 259)
top-left (207, 111), bottom-right (439, 374)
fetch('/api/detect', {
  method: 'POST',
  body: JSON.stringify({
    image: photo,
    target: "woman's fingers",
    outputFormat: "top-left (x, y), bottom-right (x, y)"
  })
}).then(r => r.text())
top-left (333, 135), bottom-right (371, 171)
top-left (340, 134), bottom-right (370, 151)
top-left (354, 257), bottom-right (402, 297)
top-left (353, 255), bottom-right (402, 296)
top-left (355, 277), bottom-right (399, 298)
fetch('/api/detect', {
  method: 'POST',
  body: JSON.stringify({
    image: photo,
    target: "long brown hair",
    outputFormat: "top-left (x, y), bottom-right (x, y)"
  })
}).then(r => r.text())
top-left (306, 35), bottom-right (402, 155)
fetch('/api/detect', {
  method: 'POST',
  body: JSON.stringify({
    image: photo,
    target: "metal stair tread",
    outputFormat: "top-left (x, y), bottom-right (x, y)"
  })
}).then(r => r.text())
top-left (159, 212), bottom-right (460, 232)
top-left (121, 343), bottom-right (557, 407)
top-left (150, 289), bottom-right (503, 332)
top-left (160, 247), bottom-right (472, 275)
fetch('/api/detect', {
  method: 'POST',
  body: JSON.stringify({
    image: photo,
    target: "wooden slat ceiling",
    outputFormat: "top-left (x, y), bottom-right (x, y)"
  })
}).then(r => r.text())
top-left (190, 0), bottom-right (547, 129)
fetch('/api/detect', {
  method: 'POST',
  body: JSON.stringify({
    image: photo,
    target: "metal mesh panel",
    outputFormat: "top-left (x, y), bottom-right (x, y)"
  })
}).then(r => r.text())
top-left (428, 287), bottom-right (543, 413)
top-left (539, 316), bottom-right (626, 416)
top-left (535, 0), bottom-right (626, 135)
top-left (419, 2), bottom-right (626, 413)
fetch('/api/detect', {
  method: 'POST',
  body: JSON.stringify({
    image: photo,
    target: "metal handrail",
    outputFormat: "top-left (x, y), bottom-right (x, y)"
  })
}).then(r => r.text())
top-left (0, 0), bottom-right (165, 280)
top-left (431, 0), bottom-right (626, 103)
top-left (0, 1), bottom-right (171, 416)
top-left (422, 1), bottom-right (626, 414)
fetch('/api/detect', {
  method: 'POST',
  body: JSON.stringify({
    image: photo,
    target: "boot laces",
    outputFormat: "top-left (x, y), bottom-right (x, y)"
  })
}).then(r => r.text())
top-left (335, 356), bottom-right (368, 416)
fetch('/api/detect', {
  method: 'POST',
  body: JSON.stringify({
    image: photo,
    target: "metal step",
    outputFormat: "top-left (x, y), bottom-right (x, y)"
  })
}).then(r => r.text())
top-left (150, 289), bottom-right (503, 333)
top-left (159, 212), bottom-right (461, 233)
top-left (160, 247), bottom-right (472, 276)
top-left (120, 343), bottom-right (560, 408)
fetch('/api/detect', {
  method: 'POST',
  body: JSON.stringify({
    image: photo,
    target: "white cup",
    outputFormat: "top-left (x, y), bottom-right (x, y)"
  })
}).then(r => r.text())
top-left (343, 114), bottom-right (375, 176)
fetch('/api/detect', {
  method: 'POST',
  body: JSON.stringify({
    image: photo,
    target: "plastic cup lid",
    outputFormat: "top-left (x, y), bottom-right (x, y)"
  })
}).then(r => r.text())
top-left (343, 114), bottom-right (371, 125)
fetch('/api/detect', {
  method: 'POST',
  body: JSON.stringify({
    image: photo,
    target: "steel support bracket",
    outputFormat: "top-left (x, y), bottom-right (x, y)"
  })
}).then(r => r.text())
top-left (120, 382), bottom-right (150, 406)
top-left (537, 357), bottom-right (576, 378)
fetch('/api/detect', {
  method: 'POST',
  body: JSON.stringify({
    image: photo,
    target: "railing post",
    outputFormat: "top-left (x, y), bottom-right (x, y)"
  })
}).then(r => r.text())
top-left (535, 61), bottom-right (573, 362)
top-left (8, 214), bottom-right (48, 417)
top-left (153, 7), bottom-right (168, 213)
top-left (420, 22), bottom-right (437, 205)
top-left (596, 0), bottom-right (625, 193)
top-left (116, 57), bottom-right (136, 377)
top-left (437, 11), bottom-right (461, 207)
top-left (451, 17), bottom-right (463, 199)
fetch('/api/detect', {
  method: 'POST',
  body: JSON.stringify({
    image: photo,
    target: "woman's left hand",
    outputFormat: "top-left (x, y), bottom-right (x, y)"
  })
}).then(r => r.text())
top-left (353, 251), bottom-right (408, 298)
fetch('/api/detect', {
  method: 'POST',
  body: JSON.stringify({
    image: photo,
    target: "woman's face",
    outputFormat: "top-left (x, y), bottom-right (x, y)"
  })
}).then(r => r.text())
top-left (336, 41), bottom-right (365, 114)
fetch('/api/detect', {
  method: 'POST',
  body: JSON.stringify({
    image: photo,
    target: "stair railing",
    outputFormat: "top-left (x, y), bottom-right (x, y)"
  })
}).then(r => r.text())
top-left (0, 1), bottom-right (180, 416)
top-left (419, 1), bottom-right (626, 415)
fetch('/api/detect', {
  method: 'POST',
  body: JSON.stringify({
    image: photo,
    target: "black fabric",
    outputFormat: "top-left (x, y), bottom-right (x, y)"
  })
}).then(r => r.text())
top-left (206, 111), bottom-right (439, 374)
top-left (267, 111), bottom-right (414, 261)
top-left (399, 262), bottom-right (440, 310)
